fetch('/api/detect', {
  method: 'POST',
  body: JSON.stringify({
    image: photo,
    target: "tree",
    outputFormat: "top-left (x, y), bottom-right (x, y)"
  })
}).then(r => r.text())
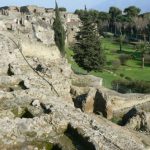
top-left (53, 1), bottom-right (66, 55)
top-left (109, 7), bottom-right (122, 19)
top-left (98, 11), bottom-right (110, 21)
top-left (88, 9), bottom-right (99, 22)
top-left (109, 7), bottom-right (122, 34)
top-left (118, 33), bottom-right (126, 51)
top-left (136, 41), bottom-right (150, 68)
top-left (74, 11), bottom-right (106, 71)
top-left (97, 12), bottom-right (110, 33)
top-left (124, 6), bottom-right (141, 17)
top-left (147, 24), bottom-right (150, 42)
top-left (74, 9), bottom-right (85, 20)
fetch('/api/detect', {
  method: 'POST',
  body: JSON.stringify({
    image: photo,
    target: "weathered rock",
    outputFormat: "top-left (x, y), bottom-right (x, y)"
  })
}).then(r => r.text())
top-left (122, 108), bottom-right (150, 132)
top-left (82, 88), bottom-right (96, 113)
top-left (0, 5), bottom-right (80, 44)
top-left (0, 5), bottom-right (149, 150)
top-left (72, 74), bottom-right (103, 87)
top-left (31, 99), bottom-right (40, 108)
top-left (73, 86), bottom-right (150, 119)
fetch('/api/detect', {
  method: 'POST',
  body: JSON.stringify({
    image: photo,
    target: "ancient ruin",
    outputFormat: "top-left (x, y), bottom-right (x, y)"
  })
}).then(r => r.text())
top-left (0, 5), bottom-right (149, 150)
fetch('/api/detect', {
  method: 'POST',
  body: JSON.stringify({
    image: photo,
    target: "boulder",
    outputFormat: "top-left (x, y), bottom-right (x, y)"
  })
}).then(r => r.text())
top-left (122, 108), bottom-right (150, 132)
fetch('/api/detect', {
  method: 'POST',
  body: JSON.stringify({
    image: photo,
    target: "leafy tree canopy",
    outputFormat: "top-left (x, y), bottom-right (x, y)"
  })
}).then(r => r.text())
top-left (74, 11), bottom-right (106, 71)
top-left (124, 6), bottom-right (141, 17)
top-left (109, 7), bottom-right (122, 20)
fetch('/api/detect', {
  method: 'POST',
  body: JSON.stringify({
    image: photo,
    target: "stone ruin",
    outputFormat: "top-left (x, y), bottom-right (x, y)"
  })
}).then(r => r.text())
top-left (0, 5), bottom-right (149, 150)
top-left (0, 5), bottom-right (80, 45)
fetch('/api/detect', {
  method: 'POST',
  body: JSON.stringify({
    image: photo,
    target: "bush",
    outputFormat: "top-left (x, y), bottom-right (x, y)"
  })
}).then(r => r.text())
top-left (125, 76), bottom-right (132, 81)
top-left (112, 79), bottom-right (130, 93)
top-left (111, 60), bottom-right (121, 71)
top-left (120, 73), bottom-right (124, 78)
top-left (112, 79), bottom-right (150, 94)
top-left (119, 54), bottom-right (130, 65)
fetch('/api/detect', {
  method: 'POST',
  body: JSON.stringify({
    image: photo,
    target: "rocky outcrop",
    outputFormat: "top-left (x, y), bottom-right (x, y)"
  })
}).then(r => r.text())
top-left (0, 33), bottom-right (72, 100)
top-left (0, 29), bottom-right (146, 150)
top-left (122, 108), bottom-right (150, 132)
top-left (0, 5), bottom-right (80, 45)
top-left (72, 86), bottom-right (150, 119)
top-left (0, 5), bottom-right (149, 150)
top-left (72, 74), bottom-right (103, 87)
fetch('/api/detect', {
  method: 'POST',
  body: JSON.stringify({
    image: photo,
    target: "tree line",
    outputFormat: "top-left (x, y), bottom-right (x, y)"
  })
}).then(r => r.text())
top-left (53, 3), bottom-right (150, 70)
top-left (74, 6), bottom-right (150, 69)
top-left (53, 3), bottom-right (150, 93)
top-left (75, 6), bottom-right (150, 42)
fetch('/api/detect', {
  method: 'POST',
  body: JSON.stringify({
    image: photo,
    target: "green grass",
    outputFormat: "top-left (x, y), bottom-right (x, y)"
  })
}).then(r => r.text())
top-left (65, 48), bottom-right (87, 75)
top-left (65, 38), bottom-right (150, 89)
top-left (90, 71), bottom-right (119, 88)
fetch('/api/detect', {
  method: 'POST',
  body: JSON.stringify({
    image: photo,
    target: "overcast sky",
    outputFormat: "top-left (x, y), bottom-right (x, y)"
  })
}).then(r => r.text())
top-left (0, 0), bottom-right (149, 12)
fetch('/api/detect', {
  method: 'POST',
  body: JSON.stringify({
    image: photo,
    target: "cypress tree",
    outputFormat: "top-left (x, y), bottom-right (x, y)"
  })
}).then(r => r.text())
top-left (53, 1), bottom-right (66, 55)
top-left (74, 11), bottom-right (106, 71)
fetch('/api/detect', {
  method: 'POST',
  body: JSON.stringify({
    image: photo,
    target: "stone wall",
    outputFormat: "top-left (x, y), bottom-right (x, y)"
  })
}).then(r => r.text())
top-left (0, 5), bottom-right (80, 45)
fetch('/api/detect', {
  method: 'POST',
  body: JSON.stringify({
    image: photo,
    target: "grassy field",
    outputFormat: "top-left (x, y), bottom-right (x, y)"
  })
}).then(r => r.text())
top-left (66, 37), bottom-right (150, 88)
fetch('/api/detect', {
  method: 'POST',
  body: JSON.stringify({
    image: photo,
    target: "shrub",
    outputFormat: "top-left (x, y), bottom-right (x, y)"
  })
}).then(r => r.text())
top-left (120, 73), bottom-right (124, 78)
top-left (112, 79), bottom-right (130, 93)
top-left (111, 60), bottom-right (121, 71)
top-left (112, 79), bottom-right (150, 94)
top-left (119, 54), bottom-right (130, 65)
top-left (125, 76), bottom-right (132, 81)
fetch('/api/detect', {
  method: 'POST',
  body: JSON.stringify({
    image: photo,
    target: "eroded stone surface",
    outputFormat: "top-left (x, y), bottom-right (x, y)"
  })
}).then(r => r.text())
top-left (0, 6), bottom-right (149, 150)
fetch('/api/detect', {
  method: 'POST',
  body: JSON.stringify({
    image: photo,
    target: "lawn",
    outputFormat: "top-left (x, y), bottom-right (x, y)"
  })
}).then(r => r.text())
top-left (66, 37), bottom-right (150, 89)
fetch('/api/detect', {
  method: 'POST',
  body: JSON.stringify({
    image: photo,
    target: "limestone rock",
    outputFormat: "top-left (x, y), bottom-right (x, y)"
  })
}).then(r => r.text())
top-left (31, 99), bottom-right (40, 108)
top-left (0, 5), bottom-right (149, 150)
top-left (72, 86), bottom-right (150, 119)
top-left (122, 108), bottom-right (150, 132)
top-left (82, 88), bottom-right (96, 113)
top-left (72, 74), bottom-right (103, 87)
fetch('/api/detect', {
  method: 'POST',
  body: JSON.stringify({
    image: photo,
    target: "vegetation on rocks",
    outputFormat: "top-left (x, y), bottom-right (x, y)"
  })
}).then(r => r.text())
top-left (53, 2), bottom-right (66, 55)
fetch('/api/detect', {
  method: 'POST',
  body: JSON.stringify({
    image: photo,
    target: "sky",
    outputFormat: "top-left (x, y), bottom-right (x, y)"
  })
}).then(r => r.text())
top-left (0, 0), bottom-right (149, 13)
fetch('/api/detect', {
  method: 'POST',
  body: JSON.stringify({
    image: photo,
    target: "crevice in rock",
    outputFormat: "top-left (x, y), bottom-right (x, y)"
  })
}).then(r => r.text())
top-left (7, 87), bottom-right (14, 92)
top-left (21, 108), bottom-right (34, 118)
top-left (73, 94), bottom-right (87, 110)
top-left (35, 64), bottom-right (45, 72)
top-left (40, 103), bottom-right (52, 114)
top-left (19, 80), bottom-right (28, 90)
top-left (52, 144), bottom-right (62, 150)
top-left (7, 64), bottom-right (14, 76)
top-left (64, 124), bottom-right (96, 150)
top-left (94, 90), bottom-right (107, 117)
top-left (121, 107), bottom-right (138, 126)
